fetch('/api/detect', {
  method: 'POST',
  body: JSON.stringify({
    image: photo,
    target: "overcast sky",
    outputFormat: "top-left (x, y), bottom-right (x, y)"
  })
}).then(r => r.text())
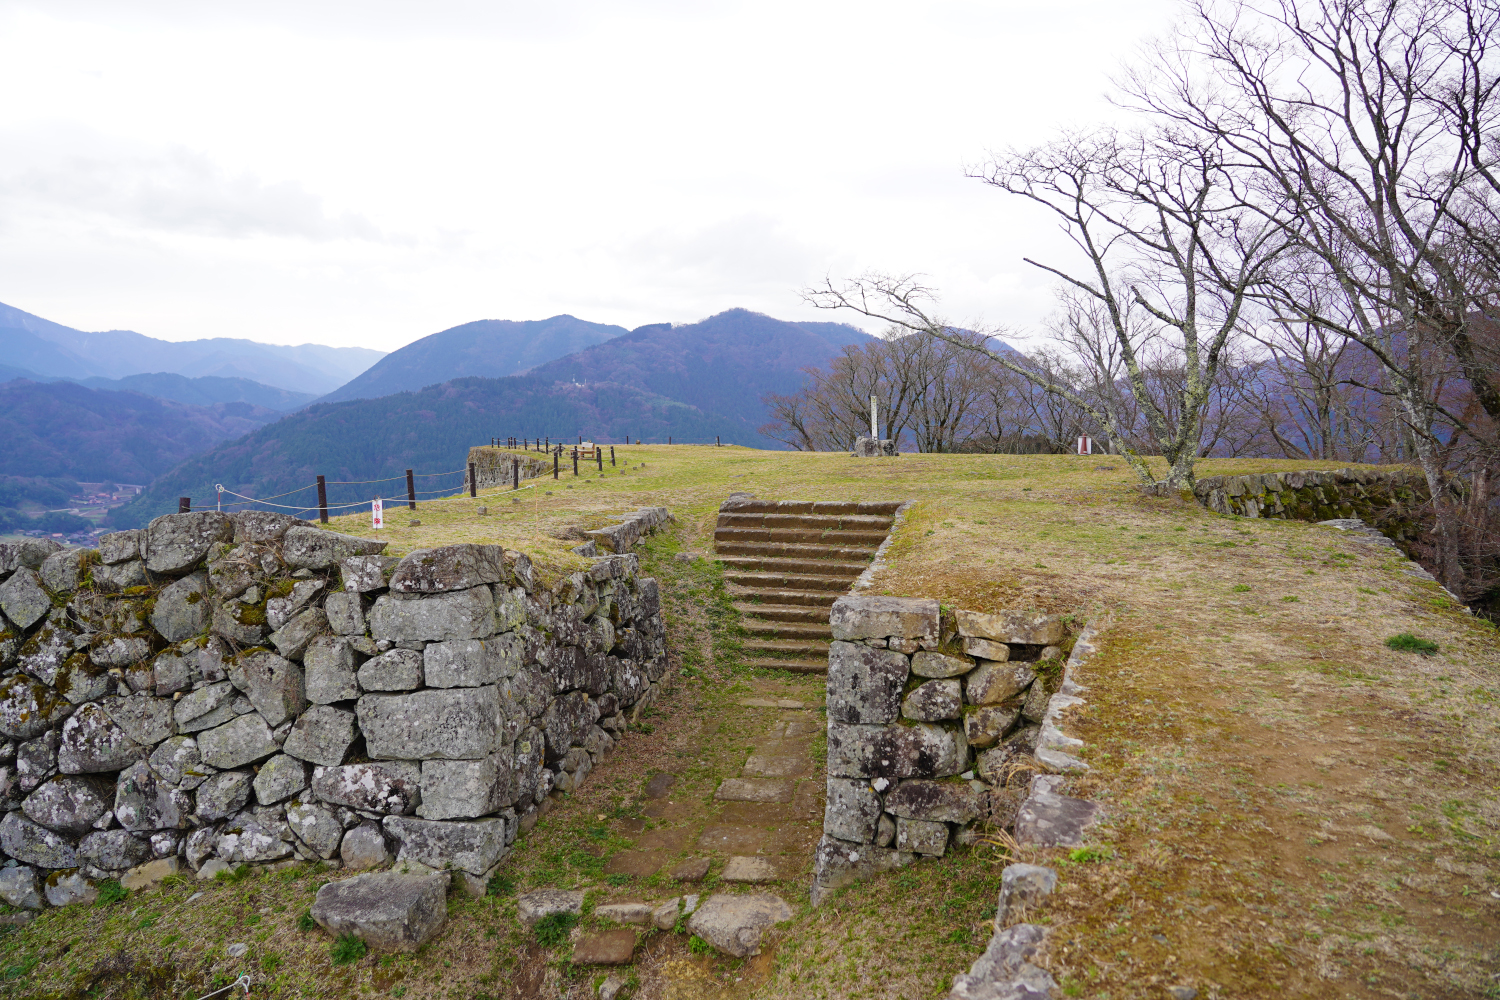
top-left (0, 0), bottom-right (1177, 352)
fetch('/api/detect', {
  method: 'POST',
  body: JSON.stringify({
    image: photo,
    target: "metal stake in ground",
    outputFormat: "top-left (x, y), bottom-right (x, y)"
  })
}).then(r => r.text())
top-left (316, 476), bottom-right (328, 523)
top-left (468, 462), bottom-right (478, 498)
top-left (178, 496), bottom-right (191, 513)
top-left (406, 469), bottom-right (417, 509)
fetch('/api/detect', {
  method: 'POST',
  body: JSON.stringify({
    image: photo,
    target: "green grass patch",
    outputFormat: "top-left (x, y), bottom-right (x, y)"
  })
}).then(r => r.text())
top-left (534, 912), bottom-right (579, 948)
top-left (1385, 633), bottom-right (1439, 655)
top-left (331, 932), bottom-right (368, 965)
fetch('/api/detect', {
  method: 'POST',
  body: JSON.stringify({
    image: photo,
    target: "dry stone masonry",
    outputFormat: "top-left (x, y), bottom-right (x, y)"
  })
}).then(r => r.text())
top-left (1192, 467), bottom-right (1426, 525)
top-left (0, 511), bottom-right (668, 916)
top-left (813, 594), bottom-right (1087, 903)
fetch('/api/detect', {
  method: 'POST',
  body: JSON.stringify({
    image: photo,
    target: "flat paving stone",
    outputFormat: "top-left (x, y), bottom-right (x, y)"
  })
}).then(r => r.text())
top-left (783, 720), bottom-right (820, 737)
top-left (715, 778), bottom-right (794, 803)
top-left (573, 929), bottom-right (636, 965)
top-left (644, 773), bottom-right (677, 799)
top-left (735, 699), bottom-right (805, 709)
top-left (615, 818), bottom-right (646, 837)
top-left (603, 851), bottom-right (667, 876)
top-left (791, 781), bottom-right (824, 819)
top-left (744, 755), bottom-right (811, 778)
top-left (642, 800), bottom-right (700, 821)
top-left (697, 825), bottom-right (767, 854)
top-left (717, 802), bottom-right (794, 825)
top-left (721, 856), bottom-right (779, 882)
top-left (669, 857), bottom-right (711, 881)
top-left (637, 827), bottom-right (691, 852)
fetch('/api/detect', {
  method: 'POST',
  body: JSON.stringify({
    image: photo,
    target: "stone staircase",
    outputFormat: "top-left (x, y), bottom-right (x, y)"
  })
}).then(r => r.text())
top-left (714, 496), bottom-right (903, 673)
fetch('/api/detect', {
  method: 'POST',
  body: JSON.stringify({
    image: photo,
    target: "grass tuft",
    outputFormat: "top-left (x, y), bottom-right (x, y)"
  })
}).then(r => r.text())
top-left (94, 880), bottom-right (128, 906)
top-left (330, 933), bottom-right (368, 965)
top-left (533, 912), bottom-right (578, 948)
top-left (1385, 632), bottom-right (1439, 655)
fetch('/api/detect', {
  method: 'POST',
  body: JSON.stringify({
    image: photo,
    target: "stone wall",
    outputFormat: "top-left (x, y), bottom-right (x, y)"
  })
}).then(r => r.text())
top-left (0, 511), bottom-right (669, 910)
top-left (466, 447), bottom-right (553, 490)
top-left (812, 595), bottom-right (1074, 904)
top-left (1193, 467), bottom-right (1428, 529)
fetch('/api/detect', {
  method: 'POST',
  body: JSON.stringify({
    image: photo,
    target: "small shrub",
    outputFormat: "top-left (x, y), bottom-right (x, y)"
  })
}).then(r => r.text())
top-left (330, 933), bottom-right (368, 965)
top-left (1067, 846), bottom-right (1111, 864)
top-left (296, 910), bottom-right (317, 932)
top-left (605, 873), bottom-right (630, 887)
top-left (1386, 633), bottom-right (1439, 655)
top-left (485, 872), bottom-right (516, 897)
top-left (533, 912), bottom-right (578, 948)
top-left (687, 935), bottom-right (715, 957)
top-left (94, 880), bottom-right (129, 906)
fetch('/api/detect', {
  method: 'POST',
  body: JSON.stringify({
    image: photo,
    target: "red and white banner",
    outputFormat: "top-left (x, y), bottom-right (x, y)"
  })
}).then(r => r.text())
top-left (372, 497), bottom-right (384, 529)
top-left (1076, 435), bottom-right (1093, 455)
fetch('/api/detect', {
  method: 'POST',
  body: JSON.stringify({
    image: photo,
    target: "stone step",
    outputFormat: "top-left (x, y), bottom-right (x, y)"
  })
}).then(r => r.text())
top-left (721, 500), bottom-right (903, 516)
top-left (731, 602), bottom-right (829, 622)
top-left (718, 555), bottom-right (867, 577)
top-left (739, 619), bottom-right (831, 641)
top-left (714, 527), bottom-right (891, 546)
top-left (743, 657), bottom-right (829, 674)
top-left (715, 541), bottom-right (878, 561)
top-left (723, 571), bottom-right (856, 592)
top-left (715, 513), bottom-right (894, 532)
top-left (742, 638), bottom-right (830, 656)
top-left (725, 587), bottom-right (843, 607)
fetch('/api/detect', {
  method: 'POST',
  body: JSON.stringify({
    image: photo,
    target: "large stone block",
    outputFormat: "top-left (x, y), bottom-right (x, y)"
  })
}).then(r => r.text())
top-left (901, 679), bottom-right (962, 722)
top-left (956, 610), bottom-right (1064, 646)
top-left (144, 512), bottom-right (234, 574)
top-left (826, 721), bottom-right (967, 779)
top-left (78, 828), bottom-right (151, 872)
top-left (174, 681), bottom-right (235, 733)
top-left (357, 648), bottom-right (423, 691)
top-left (540, 691), bottom-right (600, 761)
top-left (229, 650), bottom-right (305, 727)
top-left (357, 687), bottom-right (500, 760)
top-left (93, 559), bottom-right (148, 593)
top-left (268, 607), bottom-right (328, 660)
top-left (382, 815), bottom-right (508, 875)
top-left (965, 706), bottom-right (1020, 749)
top-left (286, 801), bottom-right (344, 858)
top-left (417, 753), bottom-right (514, 820)
top-left (266, 579), bottom-right (325, 632)
top-left (324, 592), bottom-right (366, 636)
top-left (340, 822), bottom-right (392, 868)
top-left (149, 736), bottom-right (212, 789)
top-left (98, 530), bottom-right (142, 565)
top-left (0, 866), bottom-right (42, 910)
top-left (369, 588), bottom-right (497, 642)
top-left (197, 713), bottom-right (278, 769)
top-left (423, 635), bottom-right (522, 688)
top-left (102, 694), bottom-right (175, 746)
top-left (966, 661), bottom-right (1035, 705)
top-left (253, 753), bottom-right (309, 805)
top-left (228, 511), bottom-right (303, 544)
top-left (827, 641), bottom-right (908, 725)
top-left (685, 892), bottom-right (794, 958)
top-left (950, 923), bottom-right (1056, 1000)
top-left (1014, 778), bottom-right (1103, 848)
top-left (59, 703), bottom-right (150, 774)
top-left (0, 539), bottom-right (62, 575)
top-left (304, 636), bottom-right (359, 704)
top-left (883, 778), bottom-right (980, 823)
top-left (282, 526), bottom-right (387, 570)
top-left (311, 870), bottom-right (448, 952)
top-left (341, 555), bottom-right (400, 593)
top-left (896, 817), bottom-right (948, 856)
top-left (311, 761), bottom-right (421, 814)
top-left (282, 705), bottom-right (356, 766)
top-left (0, 673), bottom-right (71, 739)
top-left (90, 635), bottom-right (151, 669)
top-left (829, 595), bottom-right (940, 643)
top-left (23, 775), bottom-right (112, 836)
top-left (824, 777), bottom-right (881, 843)
top-left (0, 571), bottom-right (51, 631)
top-left (0, 812), bottom-right (76, 868)
top-left (39, 549), bottom-right (83, 594)
top-left (151, 571), bottom-right (210, 643)
top-left (910, 650), bottom-right (974, 678)
top-left (113, 760), bottom-right (191, 831)
top-left (389, 545), bottom-right (508, 594)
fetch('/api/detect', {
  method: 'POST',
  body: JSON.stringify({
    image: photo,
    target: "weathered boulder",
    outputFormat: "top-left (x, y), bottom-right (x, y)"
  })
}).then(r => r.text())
top-left (113, 760), bottom-right (191, 831)
top-left (357, 648), bottom-right (423, 691)
top-left (195, 770), bottom-right (253, 821)
top-left (826, 641), bottom-right (908, 725)
top-left (417, 753), bottom-right (513, 820)
top-left (0, 866), bottom-right (42, 909)
top-left (18, 625), bottom-right (76, 686)
top-left (956, 610), bottom-right (1064, 646)
top-left (901, 679), bottom-right (963, 721)
top-left (0, 673), bottom-right (71, 739)
top-left (120, 857), bottom-right (180, 891)
top-left (268, 607), bottom-right (328, 661)
top-left (884, 779), bottom-right (980, 824)
top-left (896, 817), bottom-right (948, 856)
top-left (144, 512), bottom-right (234, 574)
top-left (78, 829), bottom-right (151, 872)
top-left (266, 579), bottom-right (324, 632)
top-left (252, 754), bottom-right (308, 805)
top-left (197, 713), bottom-right (278, 769)
top-left (229, 511), bottom-right (303, 544)
top-left (98, 530), bottom-right (142, 565)
top-left (59, 703), bottom-right (149, 774)
top-left (311, 762), bottom-right (421, 814)
top-left (340, 555), bottom-right (400, 593)
top-left (15, 732), bottom-right (58, 793)
top-left (340, 822), bottom-right (392, 868)
top-left (997, 863), bottom-right (1057, 923)
top-left (0, 812), bottom-right (77, 867)
top-left (23, 775), bottom-right (112, 836)
top-left (215, 816), bottom-right (292, 863)
top-left (90, 635), bottom-right (151, 669)
top-left (0, 539), bottom-right (63, 574)
top-left (539, 691), bottom-right (600, 761)
top-left (910, 650), bottom-right (975, 678)
top-left (966, 706), bottom-right (1020, 750)
top-left (829, 595), bottom-right (940, 643)
top-left (383, 815), bottom-right (507, 875)
top-left (149, 736), bottom-right (213, 789)
top-left (44, 871), bottom-right (98, 907)
top-left (686, 893), bottom-right (794, 958)
top-left (1014, 779), bottom-right (1103, 848)
top-left (423, 636), bottom-right (522, 688)
top-left (323, 592), bottom-right (365, 636)
top-left (966, 662), bottom-right (1036, 705)
top-left (286, 801), bottom-right (344, 858)
top-left (39, 549), bottom-right (83, 594)
top-left (0, 571), bottom-right (51, 631)
top-left (357, 687), bottom-right (500, 761)
top-left (1021, 680), bottom-right (1050, 723)
top-left (369, 587), bottom-right (497, 642)
top-left (102, 694), bottom-right (175, 746)
top-left (826, 722), bottom-right (968, 779)
top-left (516, 888), bottom-right (585, 926)
top-left (304, 637), bottom-right (358, 704)
top-left (282, 526), bottom-right (387, 570)
top-left (151, 571), bottom-right (210, 642)
top-left (824, 777), bottom-right (881, 843)
top-left (93, 559), bottom-right (148, 593)
top-left (174, 681), bottom-right (237, 733)
top-left (311, 870), bottom-right (448, 952)
top-left (389, 545), bottom-right (508, 594)
top-left (229, 650), bottom-right (305, 727)
top-left (963, 636), bottom-right (1011, 661)
top-left (282, 705), bottom-right (356, 766)
top-left (949, 923), bottom-right (1056, 1000)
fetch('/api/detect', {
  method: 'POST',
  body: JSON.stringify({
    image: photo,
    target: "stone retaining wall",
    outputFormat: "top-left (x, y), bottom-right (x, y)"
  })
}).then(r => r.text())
top-left (466, 447), bottom-right (553, 489)
top-left (1192, 467), bottom-right (1427, 529)
top-left (812, 595), bottom-right (1075, 904)
top-left (0, 511), bottom-right (669, 910)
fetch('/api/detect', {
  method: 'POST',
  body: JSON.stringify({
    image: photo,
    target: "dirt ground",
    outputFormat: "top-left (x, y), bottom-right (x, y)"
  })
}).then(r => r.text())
top-left (0, 449), bottom-right (1494, 1000)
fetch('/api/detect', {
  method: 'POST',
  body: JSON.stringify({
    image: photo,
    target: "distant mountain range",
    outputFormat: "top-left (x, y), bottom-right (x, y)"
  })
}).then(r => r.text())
top-left (0, 366), bottom-right (317, 411)
top-left (316, 315), bottom-right (629, 403)
top-left (0, 301), bottom-right (384, 395)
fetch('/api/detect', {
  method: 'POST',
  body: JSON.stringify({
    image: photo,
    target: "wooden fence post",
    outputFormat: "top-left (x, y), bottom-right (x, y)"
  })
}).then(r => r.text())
top-left (316, 476), bottom-right (328, 523)
top-left (572, 448), bottom-right (578, 476)
top-left (610, 446), bottom-right (615, 466)
top-left (406, 470), bottom-right (416, 509)
top-left (468, 463), bottom-right (478, 498)
top-left (596, 448), bottom-right (603, 472)
top-left (178, 497), bottom-right (190, 513)
top-left (553, 449), bottom-right (559, 479)
top-left (513, 458), bottom-right (519, 490)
